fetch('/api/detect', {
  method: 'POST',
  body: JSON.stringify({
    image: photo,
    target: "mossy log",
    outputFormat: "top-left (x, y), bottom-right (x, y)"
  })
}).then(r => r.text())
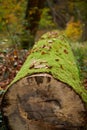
top-left (1, 31), bottom-right (87, 130)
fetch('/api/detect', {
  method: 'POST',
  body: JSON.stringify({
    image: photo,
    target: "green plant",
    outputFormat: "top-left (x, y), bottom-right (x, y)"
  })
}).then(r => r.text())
top-left (65, 21), bottom-right (82, 41)
top-left (71, 42), bottom-right (87, 79)
top-left (39, 8), bottom-right (56, 29)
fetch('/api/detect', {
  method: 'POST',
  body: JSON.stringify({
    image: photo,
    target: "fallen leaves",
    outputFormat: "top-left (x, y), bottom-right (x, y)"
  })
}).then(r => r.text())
top-left (64, 49), bottom-right (68, 54)
top-left (0, 49), bottom-right (28, 90)
top-left (29, 59), bottom-right (48, 69)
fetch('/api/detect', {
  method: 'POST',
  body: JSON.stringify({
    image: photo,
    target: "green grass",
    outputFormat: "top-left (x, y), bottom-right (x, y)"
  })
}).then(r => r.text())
top-left (71, 41), bottom-right (87, 79)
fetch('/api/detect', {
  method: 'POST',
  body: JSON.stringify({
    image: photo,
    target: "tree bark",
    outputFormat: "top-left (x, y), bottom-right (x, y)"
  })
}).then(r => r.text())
top-left (25, 0), bottom-right (45, 35)
top-left (47, 0), bottom-right (68, 29)
top-left (1, 31), bottom-right (87, 130)
top-left (81, 21), bottom-right (87, 42)
top-left (21, 0), bottom-right (46, 49)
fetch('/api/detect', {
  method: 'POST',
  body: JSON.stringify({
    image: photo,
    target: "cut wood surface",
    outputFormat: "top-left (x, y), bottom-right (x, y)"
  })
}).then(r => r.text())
top-left (2, 74), bottom-right (87, 130)
top-left (1, 31), bottom-right (87, 129)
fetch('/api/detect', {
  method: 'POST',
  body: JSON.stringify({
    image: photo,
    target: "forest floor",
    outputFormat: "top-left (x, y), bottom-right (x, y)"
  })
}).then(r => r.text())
top-left (0, 48), bottom-right (29, 96)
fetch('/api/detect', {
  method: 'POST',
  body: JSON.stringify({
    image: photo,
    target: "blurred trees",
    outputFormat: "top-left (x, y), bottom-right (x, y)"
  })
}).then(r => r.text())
top-left (47, 0), bottom-right (68, 28)
top-left (21, 0), bottom-right (46, 49)
top-left (75, 1), bottom-right (87, 41)
top-left (0, 0), bottom-right (26, 47)
top-left (0, 0), bottom-right (87, 49)
top-left (66, 0), bottom-right (87, 41)
top-left (25, 0), bottom-right (45, 35)
top-left (47, 0), bottom-right (87, 41)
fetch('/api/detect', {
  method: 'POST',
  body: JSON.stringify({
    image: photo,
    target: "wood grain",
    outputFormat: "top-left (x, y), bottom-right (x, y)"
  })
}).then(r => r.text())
top-left (1, 73), bottom-right (86, 130)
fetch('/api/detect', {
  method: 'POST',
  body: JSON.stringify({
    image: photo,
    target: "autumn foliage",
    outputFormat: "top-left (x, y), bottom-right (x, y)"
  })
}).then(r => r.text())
top-left (0, 49), bottom-right (28, 91)
top-left (65, 21), bottom-right (82, 41)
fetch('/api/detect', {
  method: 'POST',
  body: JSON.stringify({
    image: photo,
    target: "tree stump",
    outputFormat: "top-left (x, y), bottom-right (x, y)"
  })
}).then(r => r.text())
top-left (1, 31), bottom-right (87, 130)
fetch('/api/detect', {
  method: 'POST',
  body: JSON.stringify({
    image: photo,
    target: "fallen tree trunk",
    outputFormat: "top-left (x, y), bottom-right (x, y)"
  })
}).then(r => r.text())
top-left (1, 31), bottom-right (87, 130)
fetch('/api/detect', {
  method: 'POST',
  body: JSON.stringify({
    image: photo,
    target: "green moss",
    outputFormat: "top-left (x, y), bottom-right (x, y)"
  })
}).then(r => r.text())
top-left (8, 31), bottom-right (87, 104)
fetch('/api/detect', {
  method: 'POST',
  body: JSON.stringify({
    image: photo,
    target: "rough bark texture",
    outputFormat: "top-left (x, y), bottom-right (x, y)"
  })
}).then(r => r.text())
top-left (1, 31), bottom-right (87, 129)
top-left (25, 0), bottom-right (45, 36)
top-left (1, 74), bottom-right (87, 130)
top-left (21, 0), bottom-right (46, 49)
